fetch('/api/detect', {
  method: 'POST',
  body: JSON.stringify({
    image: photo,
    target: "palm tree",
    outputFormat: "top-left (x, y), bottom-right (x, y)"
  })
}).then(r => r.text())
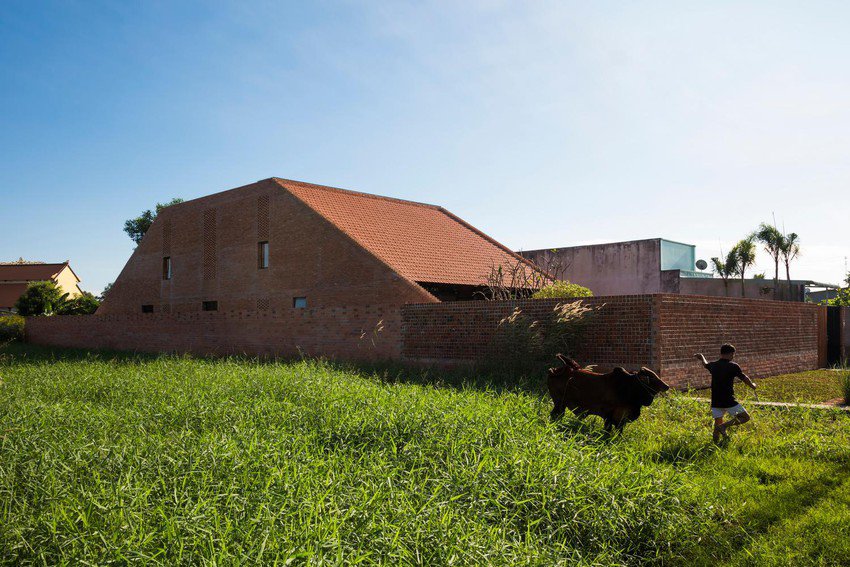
top-left (779, 232), bottom-right (801, 300)
top-left (711, 249), bottom-right (739, 296)
top-left (732, 238), bottom-right (758, 297)
top-left (756, 223), bottom-right (783, 299)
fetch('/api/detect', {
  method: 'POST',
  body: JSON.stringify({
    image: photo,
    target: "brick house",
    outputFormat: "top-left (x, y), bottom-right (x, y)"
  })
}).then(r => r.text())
top-left (0, 261), bottom-right (83, 313)
top-left (100, 178), bottom-right (540, 316)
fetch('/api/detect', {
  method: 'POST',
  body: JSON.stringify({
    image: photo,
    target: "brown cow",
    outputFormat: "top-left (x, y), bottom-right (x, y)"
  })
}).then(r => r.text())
top-left (547, 354), bottom-right (670, 431)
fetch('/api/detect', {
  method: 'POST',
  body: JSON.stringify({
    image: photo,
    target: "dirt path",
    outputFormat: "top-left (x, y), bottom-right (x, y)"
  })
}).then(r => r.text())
top-left (690, 397), bottom-right (850, 412)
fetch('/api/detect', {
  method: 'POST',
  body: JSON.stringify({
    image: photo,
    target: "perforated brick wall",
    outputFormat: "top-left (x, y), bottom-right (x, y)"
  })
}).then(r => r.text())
top-left (401, 294), bottom-right (821, 389)
top-left (402, 296), bottom-right (658, 370)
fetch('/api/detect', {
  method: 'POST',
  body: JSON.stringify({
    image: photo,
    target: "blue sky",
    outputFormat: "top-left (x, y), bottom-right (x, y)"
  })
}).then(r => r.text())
top-left (1, 1), bottom-right (848, 293)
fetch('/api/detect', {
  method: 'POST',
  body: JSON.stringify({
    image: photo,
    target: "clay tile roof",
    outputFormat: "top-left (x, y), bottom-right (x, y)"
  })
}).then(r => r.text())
top-left (274, 178), bottom-right (539, 287)
top-left (0, 262), bottom-right (68, 282)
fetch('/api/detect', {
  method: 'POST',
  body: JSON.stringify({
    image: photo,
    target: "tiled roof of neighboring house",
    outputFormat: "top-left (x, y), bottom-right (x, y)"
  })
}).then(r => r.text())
top-left (0, 262), bottom-right (71, 282)
top-left (275, 178), bottom-right (539, 287)
top-left (0, 283), bottom-right (28, 309)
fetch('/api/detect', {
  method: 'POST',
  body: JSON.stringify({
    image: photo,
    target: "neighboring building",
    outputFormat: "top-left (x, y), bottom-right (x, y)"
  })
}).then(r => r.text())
top-left (520, 238), bottom-right (830, 301)
top-left (0, 261), bottom-right (83, 312)
top-left (807, 289), bottom-right (838, 304)
top-left (100, 178), bottom-right (541, 315)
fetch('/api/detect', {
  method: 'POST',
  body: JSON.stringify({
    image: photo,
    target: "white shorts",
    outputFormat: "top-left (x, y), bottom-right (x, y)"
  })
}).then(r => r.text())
top-left (711, 404), bottom-right (747, 419)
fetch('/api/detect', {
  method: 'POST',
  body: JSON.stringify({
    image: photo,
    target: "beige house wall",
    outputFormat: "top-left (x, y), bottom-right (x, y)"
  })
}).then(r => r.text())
top-left (54, 266), bottom-right (82, 298)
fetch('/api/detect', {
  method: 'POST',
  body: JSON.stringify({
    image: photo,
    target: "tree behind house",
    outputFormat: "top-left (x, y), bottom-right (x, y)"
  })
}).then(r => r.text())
top-left (123, 198), bottom-right (184, 244)
top-left (779, 232), bottom-right (801, 300)
top-left (711, 250), bottom-right (739, 296)
top-left (756, 223), bottom-right (784, 299)
top-left (731, 238), bottom-right (758, 297)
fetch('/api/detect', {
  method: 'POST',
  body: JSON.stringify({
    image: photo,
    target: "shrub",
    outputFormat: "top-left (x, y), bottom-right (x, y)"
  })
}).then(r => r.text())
top-left (58, 292), bottom-right (100, 315)
top-left (14, 281), bottom-right (67, 316)
top-left (532, 280), bottom-right (593, 299)
top-left (493, 300), bottom-right (599, 373)
top-left (0, 315), bottom-right (25, 342)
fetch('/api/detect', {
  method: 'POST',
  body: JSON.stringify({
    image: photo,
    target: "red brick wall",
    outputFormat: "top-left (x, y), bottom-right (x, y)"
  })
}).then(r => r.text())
top-left (26, 304), bottom-right (400, 361)
top-left (655, 295), bottom-right (820, 388)
top-left (402, 294), bottom-right (821, 389)
top-left (402, 296), bottom-right (659, 370)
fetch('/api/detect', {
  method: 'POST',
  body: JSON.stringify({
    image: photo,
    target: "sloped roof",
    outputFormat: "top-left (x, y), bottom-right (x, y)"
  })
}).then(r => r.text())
top-left (0, 262), bottom-right (71, 282)
top-left (0, 283), bottom-right (28, 309)
top-left (274, 178), bottom-right (538, 287)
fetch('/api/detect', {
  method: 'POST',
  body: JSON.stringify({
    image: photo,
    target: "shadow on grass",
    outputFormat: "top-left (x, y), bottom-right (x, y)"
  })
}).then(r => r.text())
top-left (0, 342), bottom-right (551, 397)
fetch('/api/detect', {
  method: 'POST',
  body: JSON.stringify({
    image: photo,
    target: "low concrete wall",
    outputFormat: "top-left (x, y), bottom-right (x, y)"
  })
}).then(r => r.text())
top-left (26, 304), bottom-right (399, 361)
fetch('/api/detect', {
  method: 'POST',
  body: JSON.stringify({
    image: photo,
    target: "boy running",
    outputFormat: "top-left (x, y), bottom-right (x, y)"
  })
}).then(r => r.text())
top-left (694, 344), bottom-right (757, 442)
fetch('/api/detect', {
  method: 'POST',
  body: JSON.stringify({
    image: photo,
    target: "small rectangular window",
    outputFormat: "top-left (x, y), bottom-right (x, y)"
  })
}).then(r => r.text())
top-left (293, 297), bottom-right (307, 309)
top-left (202, 301), bottom-right (218, 311)
top-left (162, 257), bottom-right (172, 280)
top-left (141, 304), bottom-right (154, 313)
top-left (258, 241), bottom-right (269, 269)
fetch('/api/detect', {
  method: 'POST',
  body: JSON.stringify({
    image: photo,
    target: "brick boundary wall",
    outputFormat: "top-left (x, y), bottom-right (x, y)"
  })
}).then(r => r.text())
top-left (653, 295), bottom-right (820, 388)
top-left (26, 294), bottom-right (822, 390)
top-left (402, 294), bottom-right (821, 389)
top-left (26, 305), bottom-right (399, 361)
top-left (402, 295), bottom-right (659, 371)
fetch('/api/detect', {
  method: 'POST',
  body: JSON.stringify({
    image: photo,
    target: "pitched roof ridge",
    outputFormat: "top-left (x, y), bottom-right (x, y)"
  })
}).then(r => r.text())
top-left (0, 261), bottom-right (66, 266)
top-left (271, 178), bottom-right (441, 210)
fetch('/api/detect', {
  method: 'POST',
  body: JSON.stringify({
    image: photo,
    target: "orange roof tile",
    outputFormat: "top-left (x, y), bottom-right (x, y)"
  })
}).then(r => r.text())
top-left (275, 178), bottom-right (539, 287)
top-left (0, 262), bottom-right (68, 282)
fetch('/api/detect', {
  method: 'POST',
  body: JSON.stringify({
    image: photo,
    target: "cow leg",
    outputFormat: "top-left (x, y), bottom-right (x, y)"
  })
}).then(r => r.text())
top-left (550, 400), bottom-right (567, 420)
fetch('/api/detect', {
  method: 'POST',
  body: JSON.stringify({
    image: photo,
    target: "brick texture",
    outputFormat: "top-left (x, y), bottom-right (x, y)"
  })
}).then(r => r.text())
top-left (402, 296), bottom-right (658, 370)
top-left (26, 304), bottom-right (401, 360)
top-left (402, 294), bottom-right (821, 389)
top-left (99, 179), bottom-right (436, 315)
top-left (654, 295), bottom-right (819, 388)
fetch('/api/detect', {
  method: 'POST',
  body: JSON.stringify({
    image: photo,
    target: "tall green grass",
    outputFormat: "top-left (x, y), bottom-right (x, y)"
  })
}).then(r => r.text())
top-left (838, 369), bottom-right (850, 405)
top-left (1, 344), bottom-right (848, 565)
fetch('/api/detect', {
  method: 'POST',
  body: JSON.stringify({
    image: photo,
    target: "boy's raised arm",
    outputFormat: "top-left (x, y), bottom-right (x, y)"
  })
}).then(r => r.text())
top-left (693, 353), bottom-right (709, 368)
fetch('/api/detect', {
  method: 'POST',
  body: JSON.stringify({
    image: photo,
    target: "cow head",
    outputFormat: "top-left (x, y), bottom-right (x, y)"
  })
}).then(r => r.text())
top-left (548, 353), bottom-right (581, 379)
top-left (633, 367), bottom-right (670, 406)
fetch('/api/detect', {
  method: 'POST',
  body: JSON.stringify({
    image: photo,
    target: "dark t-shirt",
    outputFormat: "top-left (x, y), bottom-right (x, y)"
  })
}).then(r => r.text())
top-left (707, 359), bottom-right (744, 408)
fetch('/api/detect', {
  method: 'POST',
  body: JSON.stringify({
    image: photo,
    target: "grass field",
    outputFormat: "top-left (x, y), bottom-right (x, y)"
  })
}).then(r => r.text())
top-left (685, 368), bottom-right (848, 405)
top-left (1, 344), bottom-right (849, 565)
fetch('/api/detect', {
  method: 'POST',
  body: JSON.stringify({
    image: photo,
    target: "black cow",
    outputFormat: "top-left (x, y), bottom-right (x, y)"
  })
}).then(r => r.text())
top-left (547, 354), bottom-right (670, 431)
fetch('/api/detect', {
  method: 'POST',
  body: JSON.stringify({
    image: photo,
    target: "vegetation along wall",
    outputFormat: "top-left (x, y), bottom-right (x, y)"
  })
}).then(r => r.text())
top-left (402, 294), bottom-right (821, 389)
top-left (26, 294), bottom-right (821, 389)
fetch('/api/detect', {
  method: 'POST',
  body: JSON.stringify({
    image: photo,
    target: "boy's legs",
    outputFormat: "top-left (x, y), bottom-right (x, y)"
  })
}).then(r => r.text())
top-left (713, 405), bottom-right (750, 440)
top-left (712, 417), bottom-right (727, 442)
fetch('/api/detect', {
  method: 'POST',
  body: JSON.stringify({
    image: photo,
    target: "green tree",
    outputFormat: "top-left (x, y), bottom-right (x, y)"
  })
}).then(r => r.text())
top-left (531, 281), bottom-right (593, 299)
top-left (99, 282), bottom-right (113, 301)
top-left (711, 250), bottom-right (739, 296)
top-left (14, 281), bottom-right (68, 316)
top-left (123, 198), bottom-right (183, 244)
top-left (779, 232), bottom-right (801, 298)
top-left (731, 237), bottom-right (758, 297)
top-left (756, 223), bottom-right (784, 299)
top-left (58, 292), bottom-right (100, 315)
top-left (829, 272), bottom-right (850, 307)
